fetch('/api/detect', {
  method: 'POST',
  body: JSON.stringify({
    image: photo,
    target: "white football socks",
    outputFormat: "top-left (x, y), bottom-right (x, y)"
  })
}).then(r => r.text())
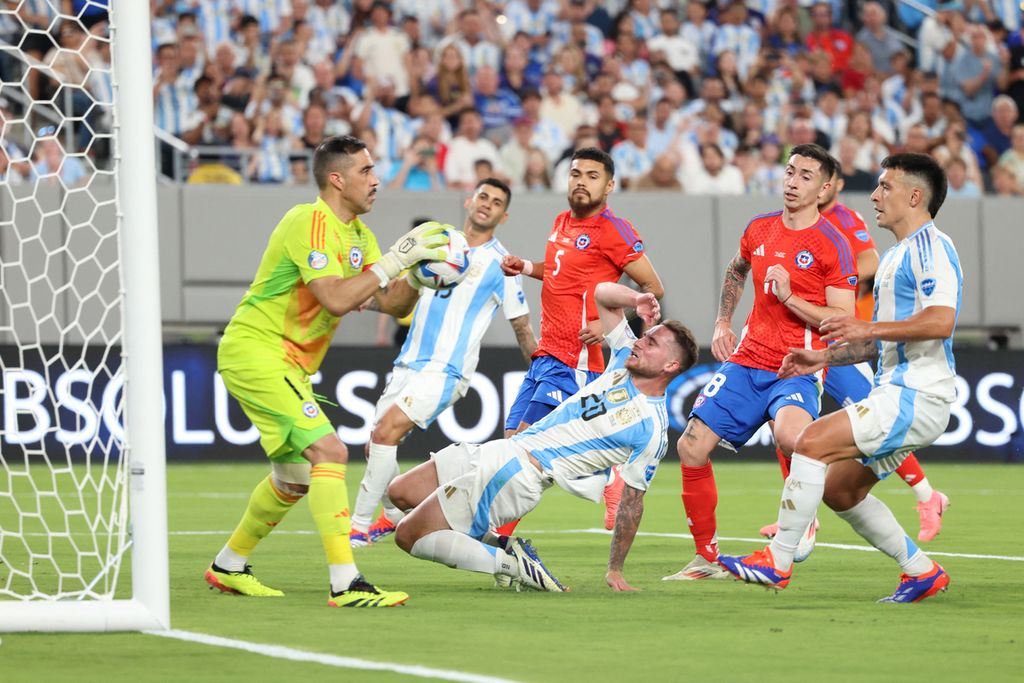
top-left (910, 477), bottom-right (935, 504)
top-left (410, 530), bottom-right (516, 576)
top-left (351, 442), bottom-right (399, 530)
top-left (769, 453), bottom-right (827, 572)
top-left (329, 564), bottom-right (360, 593)
top-left (214, 545), bottom-right (248, 572)
top-left (835, 494), bottom-right (934, 576)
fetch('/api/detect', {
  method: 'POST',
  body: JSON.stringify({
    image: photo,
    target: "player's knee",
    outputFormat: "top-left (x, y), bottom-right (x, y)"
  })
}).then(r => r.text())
top-left (822, 486), bottom-right (864, 512)
top-left (393, 518), bottom-right (417, 553)
top-left (371, 418), bottom-right (404, 446)
top-left (676, 433), bottom-right (709, 467)
top-left (793, 424), bottom-right (828, 460)
top-left (387, 476), bottom-right (411, 512)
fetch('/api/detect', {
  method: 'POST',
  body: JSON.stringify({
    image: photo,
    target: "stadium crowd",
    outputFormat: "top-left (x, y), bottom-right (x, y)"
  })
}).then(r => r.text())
top-left (4, 1), bottom-right (1024, 196)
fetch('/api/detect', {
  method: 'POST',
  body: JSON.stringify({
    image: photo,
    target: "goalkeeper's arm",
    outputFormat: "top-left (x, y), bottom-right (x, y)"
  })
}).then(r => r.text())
top-left (306, 222), bottom-right (448, 317)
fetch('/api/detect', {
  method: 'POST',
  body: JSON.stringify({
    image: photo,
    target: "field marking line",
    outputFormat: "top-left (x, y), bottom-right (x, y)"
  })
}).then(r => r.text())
top-left (537, 528), bottom-right (1024, 562)
top-left (166, 528), bottom-right (1024, 561)
top-left (146, 629), bottom-right (521, 683)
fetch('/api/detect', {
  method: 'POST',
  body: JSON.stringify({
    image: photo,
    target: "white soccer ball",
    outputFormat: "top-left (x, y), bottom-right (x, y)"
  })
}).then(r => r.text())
top-left (415, 228), bottom-right (471, 290)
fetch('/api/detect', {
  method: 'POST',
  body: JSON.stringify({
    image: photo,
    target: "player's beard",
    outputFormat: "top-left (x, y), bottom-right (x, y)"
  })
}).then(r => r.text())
top-left (568, 190), bottom-right (603, 215)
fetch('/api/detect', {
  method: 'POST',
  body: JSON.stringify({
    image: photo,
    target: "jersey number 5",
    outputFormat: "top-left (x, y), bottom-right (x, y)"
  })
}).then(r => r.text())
top-left (551, 249), bottom-right (565, 277)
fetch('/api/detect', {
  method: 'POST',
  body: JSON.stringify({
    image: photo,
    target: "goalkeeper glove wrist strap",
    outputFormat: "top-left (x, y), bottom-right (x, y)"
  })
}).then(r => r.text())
top-left (370, 253), bottom-right (402, 288)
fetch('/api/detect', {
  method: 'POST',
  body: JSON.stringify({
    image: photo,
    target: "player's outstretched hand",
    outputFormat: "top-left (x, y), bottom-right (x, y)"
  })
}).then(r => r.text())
top-left (820, 315), bottom-right (873, 344)
top-left (370, 221), bottom-right (450, 286)
top-left (579, 319), bottom-right (604, 345)
top-left (711, 321), bottom-right (737, 362)
top-left (635, 292), bottom-right (661, 327)
top-left (605, 570), bottom-right (640, 592)
top-left (500, 254), bottom-right (525, 276)
top-left (777, 348), bottom-right (826, 379)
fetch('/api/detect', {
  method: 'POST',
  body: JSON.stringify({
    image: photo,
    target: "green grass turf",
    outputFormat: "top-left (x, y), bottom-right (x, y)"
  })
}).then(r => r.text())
top-left (2, 461), bottom-right (1022, 682)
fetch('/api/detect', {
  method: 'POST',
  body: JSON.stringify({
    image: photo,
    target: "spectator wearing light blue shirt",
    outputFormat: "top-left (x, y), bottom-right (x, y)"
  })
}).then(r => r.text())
top-left (611, 116), bottom-right (655, 189)
top-left (31, 131), bottom-right (89, 188)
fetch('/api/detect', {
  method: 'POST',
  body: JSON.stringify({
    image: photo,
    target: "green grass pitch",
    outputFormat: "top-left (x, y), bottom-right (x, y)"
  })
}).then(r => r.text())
top-left (2, 461), bottom-right (1022, 682)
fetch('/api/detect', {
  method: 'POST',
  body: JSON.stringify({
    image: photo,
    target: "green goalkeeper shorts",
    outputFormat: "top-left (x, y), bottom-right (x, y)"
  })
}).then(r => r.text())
top-left (219, 362), bottom-right (335, 463)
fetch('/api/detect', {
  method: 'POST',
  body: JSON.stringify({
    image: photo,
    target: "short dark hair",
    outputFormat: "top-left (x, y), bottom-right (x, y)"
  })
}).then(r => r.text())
top-left (881, 153), bottom-right (948, 218)
top-left (790, 143), bottom-right (838, 181)
top-left (313, 135), bottom-right (368, 189)
top-left (662, 320), bottom-right (698, 375)
top-left (571, 147), bottom-right (615, 178)
top-left (475, 177), bottom-right (512, 208)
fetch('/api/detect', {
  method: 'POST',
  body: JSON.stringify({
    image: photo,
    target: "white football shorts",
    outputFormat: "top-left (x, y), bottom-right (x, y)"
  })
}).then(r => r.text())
top-left (844, 383), bottom-right (951, 478)
top-left (432, 440), bottom-right (553, 539)
top-left (374, 366), bottom-right (470, 430)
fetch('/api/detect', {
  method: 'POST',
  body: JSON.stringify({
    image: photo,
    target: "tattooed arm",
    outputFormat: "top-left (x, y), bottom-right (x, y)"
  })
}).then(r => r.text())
top-left (509, 314), bottom-right (538, 364)
top-left (826, 340), bottom-right (878, 365)
top-left (777, 340), bottom-right (878, 379)
top-left (605, 484), bottom-right (645, 591)
top-left (712, 252), bottom-right (751, 362)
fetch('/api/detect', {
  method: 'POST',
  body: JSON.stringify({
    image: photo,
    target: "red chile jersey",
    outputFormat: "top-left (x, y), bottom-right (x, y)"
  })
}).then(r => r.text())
top-left (536, 207), bottom-right (646, 372)
top-left (730, 210), bottom-right (858, 371)
top-left (824, 201), bottom-right (877, 321)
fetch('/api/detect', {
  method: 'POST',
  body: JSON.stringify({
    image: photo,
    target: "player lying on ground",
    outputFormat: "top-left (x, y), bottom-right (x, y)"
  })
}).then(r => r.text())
top-left (350, 178), bottom-right (537, 546)
top-left (720, 153), bottom-right (960, 604)
top-left (387, 282), bottom-right (698, 591)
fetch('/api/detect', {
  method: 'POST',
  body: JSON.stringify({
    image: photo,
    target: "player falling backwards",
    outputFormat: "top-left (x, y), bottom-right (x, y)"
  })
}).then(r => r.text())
top-left (499, 147), bottom-right (664, 532)
top-left (720, 153), bottom-right (960, 603)
top-left (666, 143), bottom-right (858, 581)
top-left (758, 165), bottom-right (950, 543)
top-left (206, 135), bottom-right (451, 607)
top-left (349, 178), bottom-right (538, 546)
top-left (386, 282), bottom-right (697, 592)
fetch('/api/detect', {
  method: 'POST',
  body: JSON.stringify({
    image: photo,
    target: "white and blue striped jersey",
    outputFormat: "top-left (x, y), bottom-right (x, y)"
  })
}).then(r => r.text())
top-left (872, 221), bottom-right (962, 402)
top-left (512, 320), bottom-right (670, 495)
top-left (396, 237), bottom-right (529, 379)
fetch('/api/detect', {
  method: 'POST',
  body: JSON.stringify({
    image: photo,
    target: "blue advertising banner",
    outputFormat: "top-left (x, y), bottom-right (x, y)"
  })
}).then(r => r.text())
top-left (1, 345), bottom-right (1022, 462)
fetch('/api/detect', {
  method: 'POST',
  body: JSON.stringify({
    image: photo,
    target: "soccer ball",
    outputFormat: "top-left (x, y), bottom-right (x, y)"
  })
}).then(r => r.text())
top-left (415, 228), bottom-right (471, 290)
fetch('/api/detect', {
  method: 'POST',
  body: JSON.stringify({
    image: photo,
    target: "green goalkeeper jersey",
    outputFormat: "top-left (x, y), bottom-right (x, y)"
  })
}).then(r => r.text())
top-left (219, 196), bottom-right (381, 375)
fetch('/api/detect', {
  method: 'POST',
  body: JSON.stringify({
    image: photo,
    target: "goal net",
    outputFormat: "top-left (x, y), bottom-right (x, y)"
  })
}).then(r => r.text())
top-left (0, 2), bottom-right (168, 631)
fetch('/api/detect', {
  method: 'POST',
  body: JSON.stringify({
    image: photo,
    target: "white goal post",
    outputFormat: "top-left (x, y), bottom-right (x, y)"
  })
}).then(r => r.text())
top-left (0, 1), bottom-right (168, 631)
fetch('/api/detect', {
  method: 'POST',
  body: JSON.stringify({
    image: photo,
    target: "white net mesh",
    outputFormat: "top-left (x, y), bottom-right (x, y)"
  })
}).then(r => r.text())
top-left (0, 2), bottom-right (128, 601)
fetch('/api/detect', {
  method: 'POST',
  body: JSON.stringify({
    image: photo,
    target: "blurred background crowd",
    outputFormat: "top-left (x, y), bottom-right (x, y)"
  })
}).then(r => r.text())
top-left (4, 0), bottom-right (1024, 196)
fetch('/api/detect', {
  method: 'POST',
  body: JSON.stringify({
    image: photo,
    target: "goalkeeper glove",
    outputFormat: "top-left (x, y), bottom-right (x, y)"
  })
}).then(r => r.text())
top-left (370, 221), bottom-right (450, 287)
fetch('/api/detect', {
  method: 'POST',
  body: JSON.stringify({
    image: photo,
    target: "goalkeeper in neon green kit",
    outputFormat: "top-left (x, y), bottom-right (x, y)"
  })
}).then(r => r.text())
top-left (206, 135), bottom-right (450, 607)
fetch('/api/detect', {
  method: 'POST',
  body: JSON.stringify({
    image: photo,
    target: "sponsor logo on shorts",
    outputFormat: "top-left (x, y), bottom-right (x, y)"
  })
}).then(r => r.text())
top-left (349, 246), bottom-right (364, 269)
top-left (302, 401), bottom-right (320, 418)
top-left (795, 250), bottom-right (814, 269)
top-left (444, 485), bottom-right (457, 499)
top-left (855, 404), bottom-right (871, 418)
top-left (606, 388), bottom-right (629, 404)
top-left (403, 396), bottom-right (414, 408)
top-left (855, 230), bottom-right (870, 242)
top-left (575, 234), bottom-right (591, 250)
top-left (921, 277), bottom-right (936, 296)
top-left (308, 250), bottom-right (328, 270)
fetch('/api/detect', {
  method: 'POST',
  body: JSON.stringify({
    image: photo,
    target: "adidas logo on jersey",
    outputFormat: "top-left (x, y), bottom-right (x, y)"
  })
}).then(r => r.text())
top-left (785, 393), bottom-right (804, 403)
top-left (753, 244), bottom-right (765, 257)
top-left (546, 390), bottom-right (564, 403)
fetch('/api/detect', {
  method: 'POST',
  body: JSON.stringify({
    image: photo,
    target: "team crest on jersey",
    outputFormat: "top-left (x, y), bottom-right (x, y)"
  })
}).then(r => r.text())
top-left (308, 250), bottom-right (328, 270)
top-left (612, 405), bottom-right (641, 426)
top-left (575, 234), bottom-right (591, 250)
top-left (921, 277), bottom-right (936, 296)
top-left (301, 401), bottom-right (319, 418)
top-left (847, 275), bottom-right (858, 286)
top-left (607, 388), bottom-right (629, 404)
top-left (855, 230), bottom-right (870, 242)
top-left (348, 246), bottom-right (364, 269)
top-left (795, 250), bottom-right (814, 269)
top-left (468, 261), bottom-right (484, 279)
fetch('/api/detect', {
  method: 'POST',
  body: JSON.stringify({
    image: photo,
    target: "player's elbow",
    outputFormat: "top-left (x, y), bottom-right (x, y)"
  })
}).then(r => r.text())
top-left (643, 280), bottom-right (665, 299)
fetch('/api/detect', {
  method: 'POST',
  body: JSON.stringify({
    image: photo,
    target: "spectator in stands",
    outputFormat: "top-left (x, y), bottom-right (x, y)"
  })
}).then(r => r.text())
top-left (949, 23), bottom-right (1001, 128)
top-left (0, 139), bottom-right (28, 185)
top-left (840, 41), bottom-right (875, 96)
top-left (393, 0), bottom-right (456, 50)
top-left (647, 97), bottom-right (679, 158)
top-left (552, 125), bottom-right (600, 189)
top-left (611, 115), bottom-right (654, 190)
top-left (713, 1), bottom-right (761, 80)
top-left (594, 94), bottom-right (627, 152)
top-left (934, 119), bottom-right (985, 188)
top-left (903, 123), bottom-right (933, 154)
top-left (806, 1), bottom-right (853, 71)
top-left (194, 75), bottom-right (234, 146)
top-left (635, 152), bottom-right (683, 191)
top-left (438, 8), bottom-right (502, 76)
top-left (808, 49), bottom-right (838, 95)
top-left (973, 95), bottom-right (1019, 169)
top-left (225, 112), bottom-right (254, 172)
top-left (522, 147), bottom-right (553, 191)
top-left (944, 157), bottom-right (982, 198)
top-left (273, 38), bottom-right (316, 109)
top-left (767, 7), bottom-right (804, 58)
top-left (539, 68), bottom-right (584, 140)
top-left (517, 89), bottom-right (567, 163)
top-left (916, 91), bottom-right (948, 143)
top-left (991, 164), bottom-right (1019, 195)
top-left (502, 0), bottom-right (559, 52)
top-left (352, 2), bottom-right (411, 104)
top-left (836, 136), bottom-right (877, 192)
top-left (444, 108), bottom-right (501, 190)
top-left (429, 44), bottom-right (475, 129)
top-left (246, 74), bottom-right (303, 138)
top-left (501, 44), bottom-right (543, 98)
top-left (685, 142), bottom-right (744, 195)
top-left (997, 123), bottom-right (1024, 189)
top-left (236, 14), bottom-right (270, 76)
top-left (499, 116), bottom-right (535, 189)
top-left (837, 110), bottom-right (888, 174)
top-left (554, 43), bottom-right (589, 95)
top-left (299, 102), bottom-right (329, 151)
top-left (748, 135), bottom-right (786, 195)
top-left (31, 128), bottom-right (88, 187)
top-left (647, 8), bottom-right (700, 78)
top-left (917, 1), bottom-right (966, 75)
top-left (812, 87), bottom-right (847, 149)
top-left (856, 2), bottom-right (906, 75)
top-left (682, 0), bottom-right (716, 66)
top-left (387, 134), bottom-right (445, 190)
top-left (249, 109), bottom-right (296, 184)
top-left (473, 65), bottom-right (523, 142)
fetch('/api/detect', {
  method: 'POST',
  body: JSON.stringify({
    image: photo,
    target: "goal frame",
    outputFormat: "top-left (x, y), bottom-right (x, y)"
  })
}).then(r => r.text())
top-left (0, 1), bottom-right (170, 632)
